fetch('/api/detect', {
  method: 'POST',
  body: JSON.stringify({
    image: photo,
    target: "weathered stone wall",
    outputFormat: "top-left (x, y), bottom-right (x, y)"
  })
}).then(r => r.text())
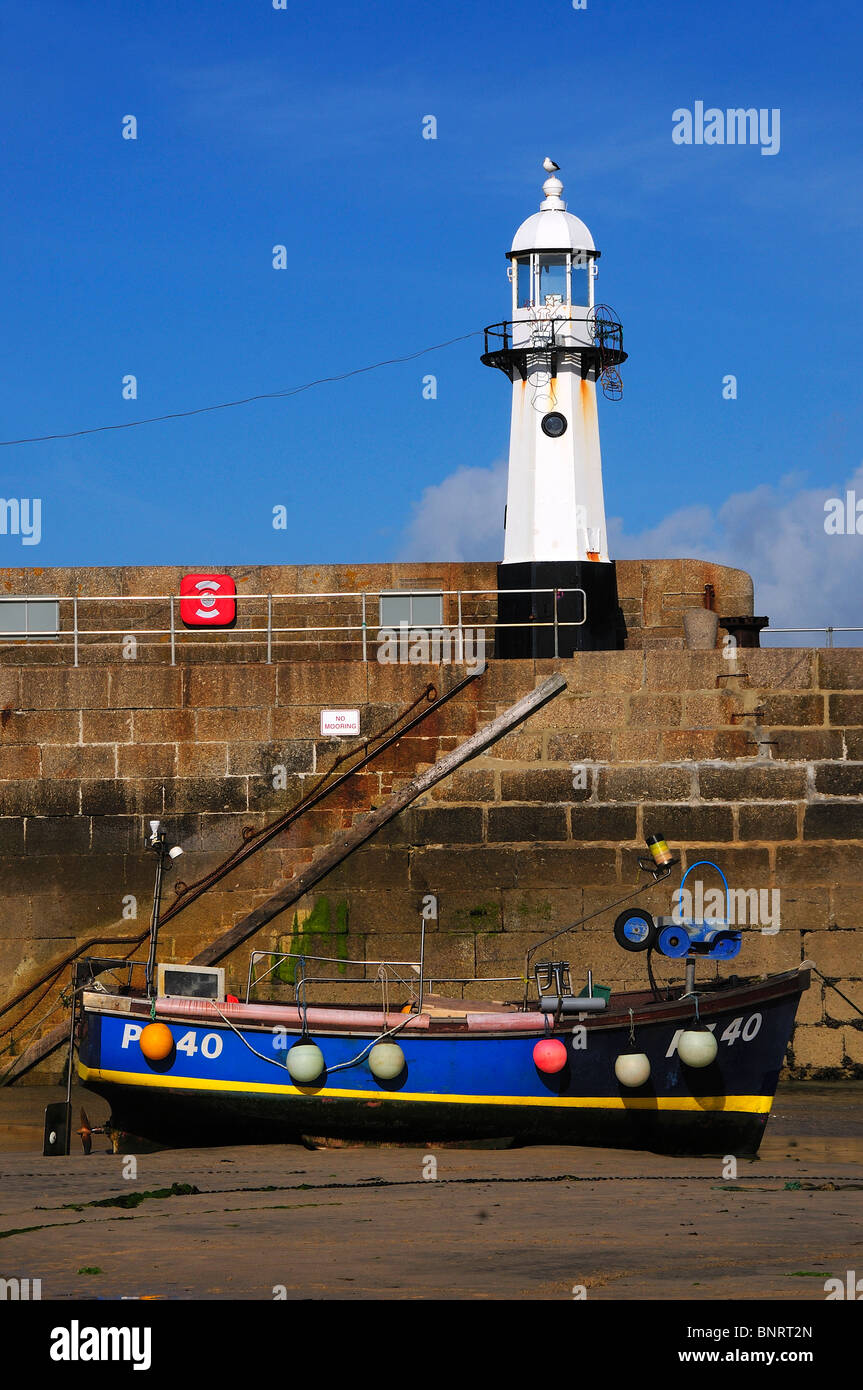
top-left (1, 643), bottom-right (861, 1081)
top-left (0, 557), bottom-right (753, 660)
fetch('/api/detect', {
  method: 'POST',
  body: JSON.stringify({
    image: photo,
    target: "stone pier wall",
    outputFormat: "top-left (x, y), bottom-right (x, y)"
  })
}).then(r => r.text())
top-left (1, 643), bottom-right (861, 1081)
top-left (0, 556), bottom-right (754, 660)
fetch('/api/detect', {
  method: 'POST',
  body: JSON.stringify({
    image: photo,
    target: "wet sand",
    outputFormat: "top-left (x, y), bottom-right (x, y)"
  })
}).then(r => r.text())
top-left (1, 1082), bottom-right (861, 1300)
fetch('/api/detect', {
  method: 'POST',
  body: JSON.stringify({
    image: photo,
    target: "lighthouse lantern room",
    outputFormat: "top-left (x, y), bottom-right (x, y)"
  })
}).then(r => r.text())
top-left (482, 164), bottom-right (627, 655)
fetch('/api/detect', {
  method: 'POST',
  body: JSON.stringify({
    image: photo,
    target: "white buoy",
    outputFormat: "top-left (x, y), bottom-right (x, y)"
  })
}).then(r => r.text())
top-left (678, 1028), bottom-right (718, 1068)
top-left (368, 1042), bottom-right (405, 1080)
top-left (614, 1052), bottom-right (651, 1087)
top-left (286, 1041), bottom-right (325, 1084)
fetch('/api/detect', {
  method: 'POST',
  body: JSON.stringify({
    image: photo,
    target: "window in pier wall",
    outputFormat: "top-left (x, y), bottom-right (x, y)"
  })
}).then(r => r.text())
top-left (0, 597), bottom-right (60, 639)
top-left (379, 591), bottom-right (444, 628)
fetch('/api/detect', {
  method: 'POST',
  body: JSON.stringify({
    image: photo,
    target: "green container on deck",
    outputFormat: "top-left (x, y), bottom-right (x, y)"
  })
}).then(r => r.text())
top-left (578, 982), bottom-right (612, 1004)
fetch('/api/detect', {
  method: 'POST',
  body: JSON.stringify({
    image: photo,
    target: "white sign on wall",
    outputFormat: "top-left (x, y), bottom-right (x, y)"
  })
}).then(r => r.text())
top-left (320, 708), bottom-right (360, 737)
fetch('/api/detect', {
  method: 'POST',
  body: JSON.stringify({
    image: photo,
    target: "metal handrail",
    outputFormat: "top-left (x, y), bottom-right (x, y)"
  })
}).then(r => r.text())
top-left (246, 947), bottom-right (531, 1013)
top-left (4, 591), bottom-right (859, 661)
top-left (760, 626), bottom-right (863, 649)
top-left (482, 310), bottom-right (625, 355)
top-left (246, 949), bottom-right (422, 1003)
top-left (0, 586), bottom-right (580, 603)
top-left (0, 586), bottom-right (589, 664)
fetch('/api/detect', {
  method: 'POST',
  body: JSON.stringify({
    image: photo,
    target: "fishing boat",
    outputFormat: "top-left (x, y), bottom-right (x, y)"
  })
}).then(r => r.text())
top-left (73, 963), bottom-right (808, 1157)
top-left (67, 836), bottom-right (810, 1157)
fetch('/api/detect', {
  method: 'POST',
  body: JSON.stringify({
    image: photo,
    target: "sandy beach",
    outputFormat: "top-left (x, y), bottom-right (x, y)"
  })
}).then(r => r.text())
top-left (1, 1081), bottom-right (860, 1301)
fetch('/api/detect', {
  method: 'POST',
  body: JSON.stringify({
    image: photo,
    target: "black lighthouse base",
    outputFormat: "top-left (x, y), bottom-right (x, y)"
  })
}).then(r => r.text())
top-left (495, 560), bottom-right (625, 657)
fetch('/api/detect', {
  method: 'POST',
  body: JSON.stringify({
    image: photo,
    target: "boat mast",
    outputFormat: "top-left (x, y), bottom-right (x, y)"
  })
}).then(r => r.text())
top-left (144, 820), bottom-right (183, 997)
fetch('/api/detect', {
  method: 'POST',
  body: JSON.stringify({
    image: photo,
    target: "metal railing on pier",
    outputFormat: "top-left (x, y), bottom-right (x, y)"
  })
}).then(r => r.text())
top-left (759, 626), bottom-right (863, 649)
top-left (2, 592), bottom-right (860, 662)
top-left (0, 586), bottom-right (587, 664)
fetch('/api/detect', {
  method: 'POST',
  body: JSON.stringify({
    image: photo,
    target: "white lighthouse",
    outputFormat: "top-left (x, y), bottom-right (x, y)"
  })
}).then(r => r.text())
top-left (482, 163), bottom-right (627, 654)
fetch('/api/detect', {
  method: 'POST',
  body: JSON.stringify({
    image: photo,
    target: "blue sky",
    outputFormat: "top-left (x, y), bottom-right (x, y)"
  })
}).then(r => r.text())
top-left (1, 0), bottom-right (861, 626)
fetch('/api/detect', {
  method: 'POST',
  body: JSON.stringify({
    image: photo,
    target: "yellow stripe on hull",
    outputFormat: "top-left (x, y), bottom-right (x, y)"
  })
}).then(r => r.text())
top-left (78, 1063), bottom-right (773, 1115)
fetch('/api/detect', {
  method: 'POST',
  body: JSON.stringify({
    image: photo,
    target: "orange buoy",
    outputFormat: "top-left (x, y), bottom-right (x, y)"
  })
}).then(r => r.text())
top-left (139, 1022), bottom-right (174, 1062)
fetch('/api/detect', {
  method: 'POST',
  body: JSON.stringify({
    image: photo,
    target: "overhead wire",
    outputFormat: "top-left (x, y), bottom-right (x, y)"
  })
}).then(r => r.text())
top-left (0, 331), bottom-right (481, 447)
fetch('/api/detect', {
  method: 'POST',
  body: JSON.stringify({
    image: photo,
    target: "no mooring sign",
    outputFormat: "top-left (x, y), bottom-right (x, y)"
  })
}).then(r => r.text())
top-left (320, 709), bottom-right (360, 737)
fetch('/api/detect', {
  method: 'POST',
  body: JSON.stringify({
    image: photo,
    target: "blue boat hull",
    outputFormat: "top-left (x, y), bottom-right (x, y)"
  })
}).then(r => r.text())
top-left (77, 970), bottom-right (807, 1155)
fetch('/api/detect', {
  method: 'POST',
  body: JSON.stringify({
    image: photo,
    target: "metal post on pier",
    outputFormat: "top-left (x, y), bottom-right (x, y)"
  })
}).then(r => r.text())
top-left (266, 594), bottom-right (273, 664)
top-left (72, 596), bottom-right (79, 667)
top-left (169, 595), bottom-right (176, 666)
top-left (361, 592), bottom-right (367, 662)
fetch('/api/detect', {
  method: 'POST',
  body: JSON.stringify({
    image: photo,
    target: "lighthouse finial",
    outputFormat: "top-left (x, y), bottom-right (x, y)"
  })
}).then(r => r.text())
top-left (540, 162), bottom-right (565, 211)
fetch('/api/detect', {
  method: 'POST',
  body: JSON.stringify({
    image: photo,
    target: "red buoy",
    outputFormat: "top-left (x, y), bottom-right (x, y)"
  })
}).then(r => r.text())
top-left (533, 1038), bottom-right (568, 1074)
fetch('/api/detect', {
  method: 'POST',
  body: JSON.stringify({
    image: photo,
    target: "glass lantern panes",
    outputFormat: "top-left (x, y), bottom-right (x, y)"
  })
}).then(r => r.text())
top-left (537, 255), bottom-right (567, 306)
top-left (516, 257), bottom-right (533, 308)
top-left (571, 253), bottom-right (590, 306)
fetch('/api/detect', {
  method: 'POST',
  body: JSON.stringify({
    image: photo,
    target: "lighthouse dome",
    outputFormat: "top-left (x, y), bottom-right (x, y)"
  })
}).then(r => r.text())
top-left (509, 173), bottom-right (595, 255)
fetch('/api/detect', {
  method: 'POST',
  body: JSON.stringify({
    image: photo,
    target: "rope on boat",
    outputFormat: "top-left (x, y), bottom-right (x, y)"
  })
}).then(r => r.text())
top-left (205, 1000), bottom-right (417, 1077)
top-left (679, 992), bottom-right (702, 1018)
top-left (324, 1012), bottom-right (417, 1075)
top-left (523, 864), bottom-right (676, 1008)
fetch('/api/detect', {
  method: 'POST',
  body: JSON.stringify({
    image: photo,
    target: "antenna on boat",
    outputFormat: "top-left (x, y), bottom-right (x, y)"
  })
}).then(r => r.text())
top-left (144, 821), bottom-right (184, 998)
top-left (522, 834), bottom-right (681, 1007)
top-left (418, 894), bottom-right (437, 1013)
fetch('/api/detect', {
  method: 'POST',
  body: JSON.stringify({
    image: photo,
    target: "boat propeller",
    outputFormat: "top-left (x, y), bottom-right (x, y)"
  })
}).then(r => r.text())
top-left (77, 1107), bottom-right (123, 1155)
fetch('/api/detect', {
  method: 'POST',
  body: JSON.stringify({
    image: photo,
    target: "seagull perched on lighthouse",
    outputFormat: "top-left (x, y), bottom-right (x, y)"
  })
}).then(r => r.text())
top-left (542, 156), bottom-right (560, 172)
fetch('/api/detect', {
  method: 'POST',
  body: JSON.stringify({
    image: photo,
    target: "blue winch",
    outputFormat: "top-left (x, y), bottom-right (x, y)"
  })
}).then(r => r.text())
top-left (614, 909), bottom-right (741, 959)
top-left (656, 917), bottom-right (742, 960)
top-left (613, 859), bottom-right (741, 960)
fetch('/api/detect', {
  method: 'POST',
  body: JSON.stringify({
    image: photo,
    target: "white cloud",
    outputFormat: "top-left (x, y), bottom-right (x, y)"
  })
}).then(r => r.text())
top-left (399, 458), bottom-right (863, 635)
top-left (398, 461), bottom-right (507, 561)
top-left (609, 463), bottom-right (863, 632)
